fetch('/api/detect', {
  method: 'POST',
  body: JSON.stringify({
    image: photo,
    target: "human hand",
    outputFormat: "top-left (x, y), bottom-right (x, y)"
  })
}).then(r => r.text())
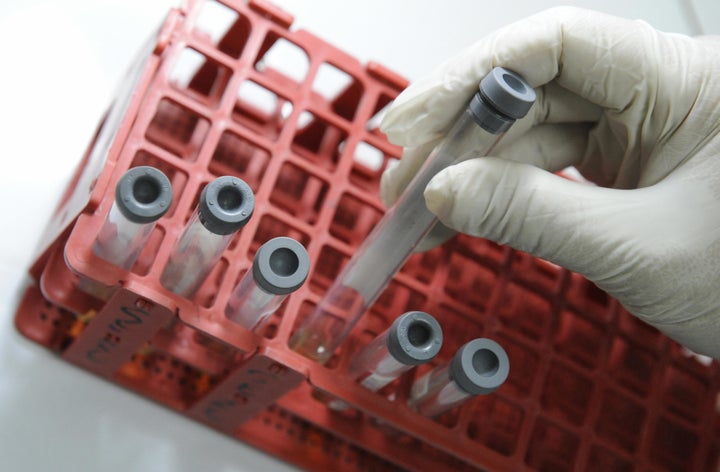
top-left (379, 7), bottom-right (720, 358)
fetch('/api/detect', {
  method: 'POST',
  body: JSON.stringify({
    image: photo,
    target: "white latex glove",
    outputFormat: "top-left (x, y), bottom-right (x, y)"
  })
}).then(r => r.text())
top-left (379, 7), bottom-right (720, 359)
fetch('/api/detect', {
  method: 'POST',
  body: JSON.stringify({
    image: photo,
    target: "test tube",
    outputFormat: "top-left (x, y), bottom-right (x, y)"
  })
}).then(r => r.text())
top-left (408, 338), bottom-right (509, 418)
top-left (161, 176), bottom-right (254, 297)
top-left (348, 311), bottom-right (442, 392)
top-left (290, 67), bottom-right (536, 363)
top-left (93, 166), bottom-right (173, 270)
top-left (225, 237), bottom-right (310, 331)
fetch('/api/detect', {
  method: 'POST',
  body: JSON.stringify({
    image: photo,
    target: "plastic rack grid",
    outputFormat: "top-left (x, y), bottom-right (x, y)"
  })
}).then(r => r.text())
top-left (13, 1), bottom-right (720, 470)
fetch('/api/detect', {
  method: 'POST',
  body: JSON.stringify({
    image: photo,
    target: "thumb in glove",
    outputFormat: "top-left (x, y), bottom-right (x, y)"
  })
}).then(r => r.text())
top-left (425, 153), bottom-right (720, 358)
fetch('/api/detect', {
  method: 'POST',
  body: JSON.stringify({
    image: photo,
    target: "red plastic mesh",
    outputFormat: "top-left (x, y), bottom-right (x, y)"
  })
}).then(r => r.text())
top-left (14, 1), bottom-right (720, 470)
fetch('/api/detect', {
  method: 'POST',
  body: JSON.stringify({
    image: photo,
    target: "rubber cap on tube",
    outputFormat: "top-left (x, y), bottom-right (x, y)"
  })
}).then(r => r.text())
top-left (253, 237), bottom-right (310, 295)
top-left (470, 67), bottom-right (536, 133)
top-left (199, 176), bottom-right (254, 235)
top-left (115, 166), bottom-right (173, 224)
top-left (480, 67), bottom-right (535, 119)
top-left (450, 338), bottom-right (509, 395)
top-left (386, 311), bottom-right (443, 366)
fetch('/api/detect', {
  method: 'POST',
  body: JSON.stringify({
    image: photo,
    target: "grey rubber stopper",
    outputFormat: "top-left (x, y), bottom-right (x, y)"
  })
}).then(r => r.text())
top-left (386, 311), bottom-right (443, 366)
top-left (199, 176), bottom-right (254, 235)
top-left (450, 338), bottom-right (510, 395)
top-left (469, 67), bottom-right (536, 134)
top-left (252, 237), bottom-right (310, 295)
top-left (115, 166), bottom-right (173, 224)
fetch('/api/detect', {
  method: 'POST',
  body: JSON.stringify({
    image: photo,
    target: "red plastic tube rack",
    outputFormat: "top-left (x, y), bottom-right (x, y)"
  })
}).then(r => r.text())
top-left (14, 1), bottom-right (720, 470)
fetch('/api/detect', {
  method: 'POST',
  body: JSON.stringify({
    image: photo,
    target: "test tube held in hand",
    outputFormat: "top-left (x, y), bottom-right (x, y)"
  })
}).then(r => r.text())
top-left (225, 237), bottom-right (310, 332)
top-left (348, 311), bottom-right (442, 392)
top-left (93, 166), bottom-right (173, 270)
top-left (161, 176), bottom-right (254, 297)
top-left (408, 338), bottom-right (509, 418)
top-left (290, 67), bottom-right (536, 363)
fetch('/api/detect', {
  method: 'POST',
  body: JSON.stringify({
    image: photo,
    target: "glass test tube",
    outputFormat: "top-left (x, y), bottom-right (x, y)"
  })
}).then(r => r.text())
top-left (161, 176), bottom-right (254, 297)
top-left (93, 166), bottom-right (173, 270)
top-left (408, 338), bottom-right (509, 418)
top-left (225, 237), bottom-right (310, 332)
top-left (290, 67), bottom-right (536, 363)
top-left (348, 311), bottom-right (442, 392)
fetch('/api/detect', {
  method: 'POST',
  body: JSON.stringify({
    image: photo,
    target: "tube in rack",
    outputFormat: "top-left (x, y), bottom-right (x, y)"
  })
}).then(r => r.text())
top-left (408, 338), bottom-right (509, 418)
top-left (225, 237), bottom-right (310, 331)
top-left (161, 176), bottom-right (254, 297)
top-left (348, 311), bottom-right (442, 392)
top-left (93, 166), bottom-right (173, 270)
top-left (290, 67), bottom-right (536, 363)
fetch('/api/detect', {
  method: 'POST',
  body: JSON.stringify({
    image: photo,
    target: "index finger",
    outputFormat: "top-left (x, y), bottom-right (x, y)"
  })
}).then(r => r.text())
top-left (380, 7), bottom-right (656, 147)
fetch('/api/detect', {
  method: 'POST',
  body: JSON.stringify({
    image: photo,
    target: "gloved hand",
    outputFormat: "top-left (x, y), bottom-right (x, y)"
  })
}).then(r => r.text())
top-left (379, 7), bottom-right (720, 359)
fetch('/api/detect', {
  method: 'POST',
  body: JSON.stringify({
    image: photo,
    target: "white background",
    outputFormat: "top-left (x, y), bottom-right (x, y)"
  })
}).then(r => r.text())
top-left (0, 1), bottom-right (717, 471)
